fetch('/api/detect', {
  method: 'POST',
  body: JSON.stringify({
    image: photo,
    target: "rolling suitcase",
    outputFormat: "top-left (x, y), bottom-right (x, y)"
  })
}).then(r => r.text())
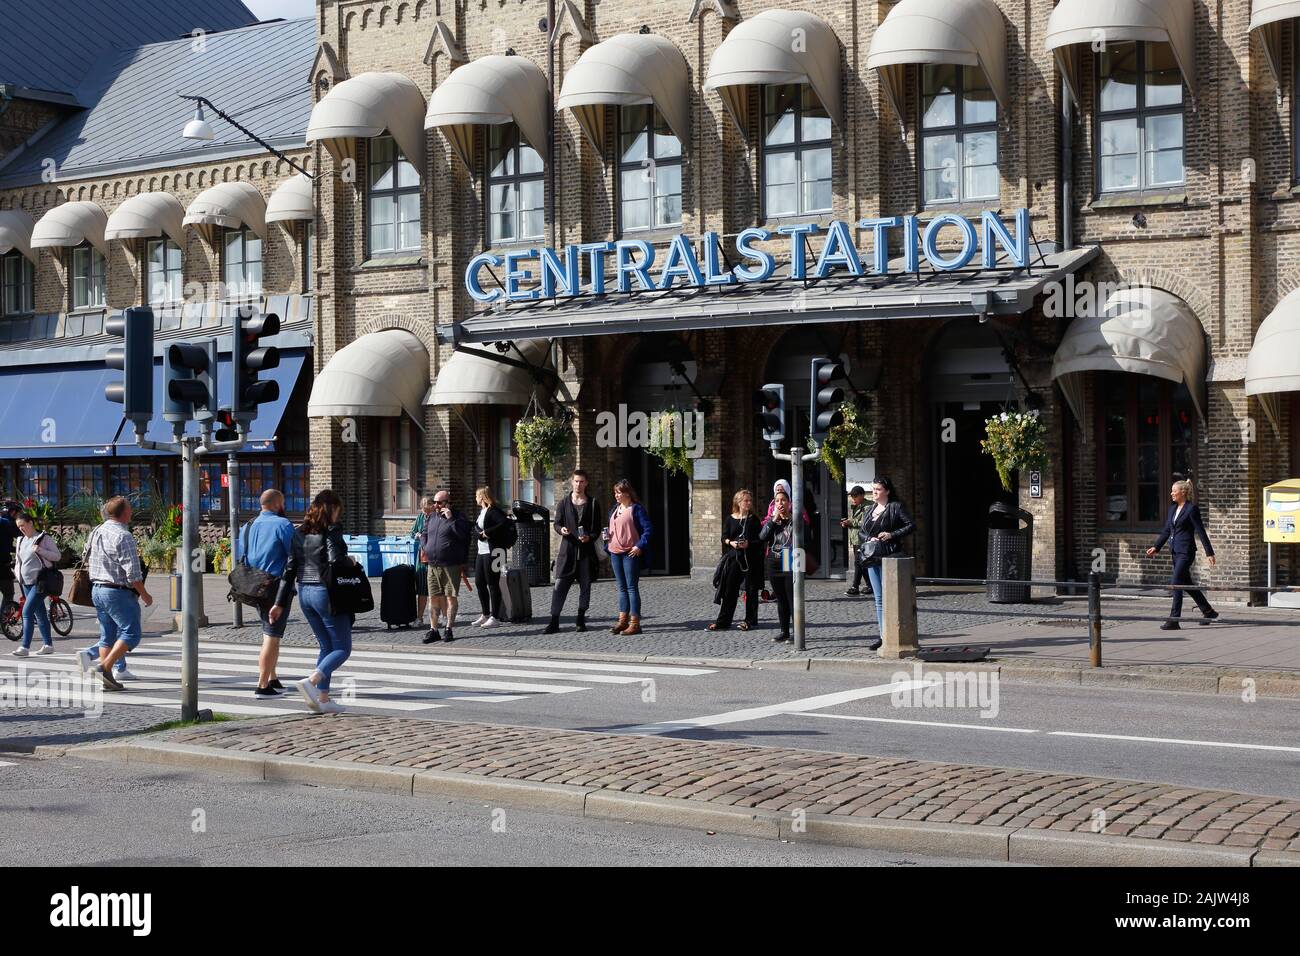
top-left (498, 568), bottom-right (532, 623)
top-left (380, 563), bottom-right (418, 628)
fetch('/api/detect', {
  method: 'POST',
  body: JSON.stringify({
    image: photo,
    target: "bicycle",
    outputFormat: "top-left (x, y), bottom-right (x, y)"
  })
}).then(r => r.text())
top-left (1, 592), bottom-right (73, 641)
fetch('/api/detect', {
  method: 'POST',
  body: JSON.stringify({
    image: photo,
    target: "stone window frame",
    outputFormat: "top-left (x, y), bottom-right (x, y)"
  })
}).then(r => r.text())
top-left (1094, 40), bottom-right (1186, 195)
top-left (918, 64), bottom-right (999, 208)
top-left (616, 105), bottom-right (684, 236)
top-left (1, 250), bottom-right (34, 317)
top-left (759, 83), bottom-right (833, 221)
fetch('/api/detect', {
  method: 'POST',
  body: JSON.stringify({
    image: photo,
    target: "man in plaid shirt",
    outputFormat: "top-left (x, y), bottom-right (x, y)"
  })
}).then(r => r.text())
top-left (76, 496), bottom-right (152, 691)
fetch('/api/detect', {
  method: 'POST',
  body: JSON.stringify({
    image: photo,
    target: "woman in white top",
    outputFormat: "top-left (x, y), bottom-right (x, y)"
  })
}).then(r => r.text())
top-left (472, 487), bottom-right (509, 627)
top-left (11, 513), bottom-right (61, 656)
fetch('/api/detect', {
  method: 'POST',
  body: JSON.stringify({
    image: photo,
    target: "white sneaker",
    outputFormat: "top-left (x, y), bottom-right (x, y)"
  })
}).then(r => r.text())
top-left (11, 646), bottom-right (28, 658)
top-left (115, 667), bottom-right (138, 682)
top-left (480, 616), bottom-right (499, 628)
top-left (35, 644), bottom-right (54, 656)
top-left (76, 648), bottom-right (96, 675)
top-left (296, 678), bottom-right (322, 714)
top-left (318, 700), bottom-right (346, 715)
top-left (472, 614), bottom-right (488, 627)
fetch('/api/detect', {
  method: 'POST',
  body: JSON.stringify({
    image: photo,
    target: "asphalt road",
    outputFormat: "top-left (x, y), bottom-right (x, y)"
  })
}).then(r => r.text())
top-left (0, 754), bottom-right (993, 867)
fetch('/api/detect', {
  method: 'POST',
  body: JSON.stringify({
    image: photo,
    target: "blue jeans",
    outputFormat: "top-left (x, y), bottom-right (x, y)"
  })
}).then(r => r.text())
top-left (867, 565), bottom-right (884, 637)
top-left (91, 585), bottom-right (142, 658)
top-left (299, 584), bottom-right (352, 692)
top-left (609, 551), bottom-right (641, 616)
top-left (21, 582), bottom-right (51, 648)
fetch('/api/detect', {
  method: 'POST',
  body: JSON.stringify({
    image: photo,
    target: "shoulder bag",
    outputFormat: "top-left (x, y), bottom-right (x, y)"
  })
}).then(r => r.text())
top-left (34, 533), bottom-right (64, 597)
top-left (68, 529), bottom-right (97, 607)
top-left (324, 553), bottom-right (374, 616)
top-left (228, 522), bottom-right (279, 607)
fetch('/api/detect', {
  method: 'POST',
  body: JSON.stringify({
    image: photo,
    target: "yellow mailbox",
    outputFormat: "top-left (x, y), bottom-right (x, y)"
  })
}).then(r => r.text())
top-left (1264, 479), bottom-right (1300, 543)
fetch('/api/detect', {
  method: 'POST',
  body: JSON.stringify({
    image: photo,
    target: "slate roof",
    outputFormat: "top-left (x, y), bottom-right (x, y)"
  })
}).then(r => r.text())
top-left (0, 17), bottom-right (316, 187)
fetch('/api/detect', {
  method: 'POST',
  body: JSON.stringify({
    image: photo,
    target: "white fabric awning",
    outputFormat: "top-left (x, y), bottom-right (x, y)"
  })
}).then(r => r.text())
top-left (104, 192), bottom-right (186, 244)
top-left (1247, 288), bottom-right (1300, 402)
top-left (557, 33), bottom-right (692, 153)
top-left (1045, 0), bottom-right (1197, 102)
top-left (265, 174), bottom-right (314, 224)
top-left (1052, 287), bottom-right (1207, 436)
top-left (306, 71), bottom-right (427, 171)
top-left (867, 0), bottom-right (1008, 121)
top-left (0, 209), bottom-right (38, 264)
top-left (704, 9), bottom-right (842, 134)
top-left (1250, 0), bottom-right (1300, 83)
top-left (183, 182), bottom-right (267, 239)
top-left (30, 201), bottom-right (109, 256)
top-left (427, 339), bottom-right (551, 406)
top-left (425, 54), bottom-right (549, 169)
top-left (308, 328), bottom-right (430, 420)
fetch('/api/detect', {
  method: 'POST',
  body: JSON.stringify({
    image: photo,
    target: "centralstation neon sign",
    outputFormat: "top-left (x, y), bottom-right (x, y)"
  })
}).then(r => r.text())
top-left (466, 208), bottom-right (1031, 304)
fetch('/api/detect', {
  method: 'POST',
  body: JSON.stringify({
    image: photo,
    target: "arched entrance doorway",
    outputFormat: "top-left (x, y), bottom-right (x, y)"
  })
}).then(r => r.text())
top-left (622, 334), bottom-right (695, 575)
top-left (926, 320), bottom-right (1019, 578)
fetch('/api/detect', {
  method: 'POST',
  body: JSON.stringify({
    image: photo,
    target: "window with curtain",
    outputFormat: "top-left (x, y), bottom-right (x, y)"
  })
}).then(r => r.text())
top-left (21, 464), bottom-right (59, 506)
top-left (223, 227), bottom-right (262, 297)
top-left (487, 122), bottom-right (544, 244)
top-left (920, 64), bottom-right (998, 205)
top-left (373, 418), bottom-right (419, 514)
top-left (761, 84), bottom-right (832, 218)
top-left (1097, 373), bottom-right (1196, 526)
top-left (146, 239), bottom-right (183, 304)
top-left (368, 135), bottom-right (421, 256)
top-left (71, 244), bottom-right (106, 309)
top-left (1097, 41), bottom-right (1184, 193)
top-left (619, 105), bottom-right (682, 233)
top-left (2, 251), bottom-right (34, 316)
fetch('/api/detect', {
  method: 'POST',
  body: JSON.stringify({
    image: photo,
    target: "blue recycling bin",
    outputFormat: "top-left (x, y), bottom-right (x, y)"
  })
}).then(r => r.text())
top-left (343, 534), bottom-right (383, 577)
top-left (379, 536), bottom-right (418, 570)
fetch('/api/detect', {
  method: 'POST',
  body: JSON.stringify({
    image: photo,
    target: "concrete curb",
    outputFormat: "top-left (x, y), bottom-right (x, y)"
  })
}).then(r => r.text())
top-left (58, 738), bottom-right (1294, 866)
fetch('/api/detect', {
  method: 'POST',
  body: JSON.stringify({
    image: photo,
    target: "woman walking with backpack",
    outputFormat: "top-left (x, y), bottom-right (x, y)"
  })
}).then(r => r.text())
top-left (10, 513), bottom-right (61, 657)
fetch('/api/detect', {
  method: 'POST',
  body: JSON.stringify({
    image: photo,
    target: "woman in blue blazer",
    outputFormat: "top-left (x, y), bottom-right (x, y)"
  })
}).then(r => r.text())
top-left (604, 478), bottom-right (653, 635)
top-left (1145, 479), bottom-right (1218, 630)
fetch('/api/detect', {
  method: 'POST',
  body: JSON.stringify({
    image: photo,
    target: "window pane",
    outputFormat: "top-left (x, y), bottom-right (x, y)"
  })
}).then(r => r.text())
top-left (764, 152), bottom-right (798, 216)
top-left (519, 141), bottom-right (544, 175)
top-left (397, 155), bottom-right (420, 188)
top-left (1138, 484), bottom-right (1161, 522)
top-left (962, 67), bottom-right (997, 125)
top-left (963, 130), bottom-right (999, 199)
top-left (801, 147), bottom-right (832, 212)
top-left (922, 64), bottom-right (957, 128)
top-left (1099, 118), bottom-right (1139, 190)
top-left (370, 137), bottom-right (395, 189)
top-left (398, 192), bottom-right (421, 251)
top-left (1144, 113), bottom-right (1183, 185)
top-left (1144, 42), bottom-right (1183, 108)
top-left (370, 196), bottom-right (395, 253)
top-left (1105, 488), bottom-right (1128, 522)
top-left (923, 133), bottom-right (959, 203)
top-left (1099, 42), bottom-right (1138, 112)
top-left (654, 163), bottom-right (683, 226)
top-left (764, 85), bottom-right (798, 145)
top-left (653, 110), bottom-right (682, 159)
top-left (519, 178), bottom-right (544, 239)
top-left (490, 183), bottom-right (516, 242)
top-left (801, 87), bottom-right (832, 141)
top-left (1105, 445), bottom-right (1127, 484)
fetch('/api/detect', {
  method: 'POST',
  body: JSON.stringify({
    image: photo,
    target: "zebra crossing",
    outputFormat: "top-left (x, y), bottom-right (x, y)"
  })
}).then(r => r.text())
top-left (1, 640), bottom-right (716, 718)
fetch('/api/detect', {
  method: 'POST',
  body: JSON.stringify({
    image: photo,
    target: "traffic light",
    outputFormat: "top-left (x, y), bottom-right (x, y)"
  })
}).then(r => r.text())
top-left (214, 409), bottom-right (239, 443)
top-left (754, 383), bottom-right (785, 445)
top-left (105, 306), bottom-right (155, 434)
top-left (164, 339), bottom-right (216, 427)
top-left (810, 357), bottom-right (846, 440)
top-left (231, 305), bottom-right (280, 422)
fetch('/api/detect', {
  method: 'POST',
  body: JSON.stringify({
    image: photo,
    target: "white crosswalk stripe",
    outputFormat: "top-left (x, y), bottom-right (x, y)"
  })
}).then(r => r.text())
top-left (1, 640), bottom-right (715, 718)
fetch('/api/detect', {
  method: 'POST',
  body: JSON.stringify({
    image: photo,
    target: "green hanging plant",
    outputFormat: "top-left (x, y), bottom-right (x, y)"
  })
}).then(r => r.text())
top-left (514, 413), bottom-right (571, 476)
top-left (646, 409), bottom-right (694, 478)
top-left (981, 409), bottom-right (1048, 492)
top-left (807, 401), bottom-right (877, 484)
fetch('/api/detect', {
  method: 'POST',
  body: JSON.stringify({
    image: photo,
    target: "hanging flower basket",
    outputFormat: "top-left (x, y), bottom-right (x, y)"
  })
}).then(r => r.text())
top-left (646, 409), bottom-right (694, 478)
top-left (806, 400), bottom-right (877, 485)
top-left (514, 413), bottom-right (571, 476)
top-left (981, 409), bottom-right (1048, 492)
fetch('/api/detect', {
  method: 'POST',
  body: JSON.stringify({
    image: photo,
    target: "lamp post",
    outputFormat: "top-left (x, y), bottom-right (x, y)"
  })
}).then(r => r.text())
top-left (179, 94), bottom-right (313, 178)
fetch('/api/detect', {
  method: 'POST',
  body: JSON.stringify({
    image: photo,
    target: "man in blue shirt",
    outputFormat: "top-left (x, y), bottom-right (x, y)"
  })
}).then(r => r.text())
top-left (242, 489), bottom-right (299, 699)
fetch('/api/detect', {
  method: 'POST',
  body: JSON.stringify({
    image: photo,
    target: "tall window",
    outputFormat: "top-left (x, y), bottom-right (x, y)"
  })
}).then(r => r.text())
top-left (108, 463), bottom-right (153, 504)
top-left (146, 239), bottom-right (183, 304)
top-left (303, 221), bottom-right (315, 292)
top-left (63, 464), bottom-right (105, 503)
top-left (921, 65), bottom-right (998, 205)
top-left (762, 84), bottom-right (832, 218)
top-left (487, 123), bottom-right (544, 244)
top-left (1098, 373), bottom-right (1196, 526)
top-left (239, 462), bottom-right (276, 512)
top-left (619, 105), bottom-right (682, 232)
top-left (2, 251), bottom-right (34, 316)
top-left (223, 227), bottom-right (262, 297)
top-left (368, 135), bottom-right (420, 255)
top-left (494, 415), bottom-right (537, 508)
top-left (71, 244), bottom-right (106, 309)
top-left (1097, 41), bottom-right (1184, 193)
top-left (199, 462), bottom-right (223, 513)
top-left (282, 462), bottom-right (309, 513)
top-left (21, 465), bottom-right (59, 506)
top-left (373, 418), bottom-right (418, 514)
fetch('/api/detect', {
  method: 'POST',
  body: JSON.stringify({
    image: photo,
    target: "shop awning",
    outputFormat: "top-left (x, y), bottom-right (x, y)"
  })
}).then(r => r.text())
top-left (30, 201), bottom-right (109, 256)
top-left (704, 9), bottom-right (843, 134)
top-left (265, 173), bottom-right (314, 224)
top-left (458, 244), bottom-right (1099, 342)
top-left (1051, 287), bottom-right (1207, 437)
top-left (1246, 287), bottom-right (1300, 435)
top-left (425, 54), bottom-right (549, 169)
top-left (104, 192), bottom-right (186, 244)
top-left (1250, 0), bottom-right (1300, 83)
top-left (183, 181), bottom-right (267, 241)
top-left (867, 0), bottom-right (1008, 121)
top-left (306, 71), bottom-right (427, 171)
top-left (1045, 0), bottom-right (1197, 102)
top-left (0, 209), bottom-right (38, 264)
top-left (427, 339), bottom-right (551, 406)
top-left (307, 328), bottom-right (428, 420)
top-left (557, 33), bottom-right (692, 153)
top-left (0, 364), bottom-right (123, 459)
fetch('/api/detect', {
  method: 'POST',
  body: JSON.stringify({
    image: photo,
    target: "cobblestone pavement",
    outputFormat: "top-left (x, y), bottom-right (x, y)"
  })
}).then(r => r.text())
top-left (165, 713), bottom-right (1300, 858)
top-left (0, 707), bottom-right (167, 752)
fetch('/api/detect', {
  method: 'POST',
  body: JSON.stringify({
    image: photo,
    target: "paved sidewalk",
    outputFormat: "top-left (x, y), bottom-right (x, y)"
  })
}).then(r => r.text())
top-left (70, 713), bottom-right (1300, 865)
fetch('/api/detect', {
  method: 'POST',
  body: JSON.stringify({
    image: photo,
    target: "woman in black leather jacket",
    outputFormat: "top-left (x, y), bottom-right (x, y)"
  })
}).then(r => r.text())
top-left (281, 488), bottom-right (352, 715)
top-left (859, 476), bottom-right (915, 650)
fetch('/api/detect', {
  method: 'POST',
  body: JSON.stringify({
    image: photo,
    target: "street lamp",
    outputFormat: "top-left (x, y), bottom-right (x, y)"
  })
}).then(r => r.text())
top-left (177, 93), bottom-right (312, 178)
top-left (181, 103), bottom-right (215, 141)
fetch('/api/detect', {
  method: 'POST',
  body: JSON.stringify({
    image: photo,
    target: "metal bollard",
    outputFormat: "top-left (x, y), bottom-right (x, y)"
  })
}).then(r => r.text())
top-left (1088, 570), bottom-right (1102, 668)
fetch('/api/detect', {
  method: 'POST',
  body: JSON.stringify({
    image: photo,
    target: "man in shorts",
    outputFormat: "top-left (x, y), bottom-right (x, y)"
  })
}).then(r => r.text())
top-left (241, 489), bottom-right (299, 698)
top-left (420, 489), bottom-right (472, 644)
top-left (78, 496), bottom-right (152, 691)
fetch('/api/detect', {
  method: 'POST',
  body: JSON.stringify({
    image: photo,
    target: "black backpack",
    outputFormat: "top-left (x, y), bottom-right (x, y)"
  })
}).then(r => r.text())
top-left (499, 517), bottom-right (519, 549)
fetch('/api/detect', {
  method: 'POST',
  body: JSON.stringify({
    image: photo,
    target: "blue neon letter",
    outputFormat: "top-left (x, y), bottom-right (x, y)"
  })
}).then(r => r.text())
top-left (465, 253), bottom-right (503, 303)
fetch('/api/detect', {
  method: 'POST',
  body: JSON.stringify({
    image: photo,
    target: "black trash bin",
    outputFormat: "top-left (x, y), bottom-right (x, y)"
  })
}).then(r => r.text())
top-left (511, 500), bottom-right (551, 588)
top-left (986, 502), bottom-right (1033, 603)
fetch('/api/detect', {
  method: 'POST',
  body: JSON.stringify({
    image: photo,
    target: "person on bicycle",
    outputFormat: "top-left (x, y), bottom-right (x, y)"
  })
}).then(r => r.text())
top-left (10, 513), bottom-right (61, 657)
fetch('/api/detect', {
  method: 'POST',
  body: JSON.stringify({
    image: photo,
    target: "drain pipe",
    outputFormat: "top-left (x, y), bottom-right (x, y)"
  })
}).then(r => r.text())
top-left (1061, 77), bottom-right (1073, 252)
top-left (546, 0), bottom-right (557, 249)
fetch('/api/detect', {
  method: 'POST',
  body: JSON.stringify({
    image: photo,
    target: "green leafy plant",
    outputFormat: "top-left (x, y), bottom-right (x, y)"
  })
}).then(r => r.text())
top-left (647, 409), bottom-right (694, 478)
top-left (60, 492), bottom-right (105, 528)
top-left (514, 414), bottom-right (571, 476)
top-left (807, 401), bottom-right (877, 484)
top-left (21, 497), bottom-right (56, 530)
top-left (157, 504), bottom-right (183, 546)
top-left (981, 409), bottom-right (1048, 492)
top-left (136, 531), bottom-right (177, 575)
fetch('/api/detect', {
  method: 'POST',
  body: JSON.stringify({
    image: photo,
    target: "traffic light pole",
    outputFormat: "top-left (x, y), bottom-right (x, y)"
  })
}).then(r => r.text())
top-left (771, 442), bottom-right (822, 651)
top-left (228, 452), bottom-right (242, 628)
